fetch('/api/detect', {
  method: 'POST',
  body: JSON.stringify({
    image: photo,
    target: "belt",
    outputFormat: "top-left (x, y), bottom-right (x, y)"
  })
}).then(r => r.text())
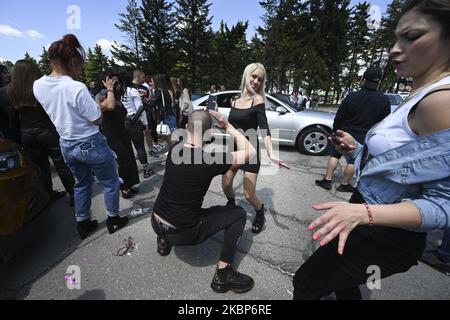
top-left (152, 213), bottom-right (176, 231)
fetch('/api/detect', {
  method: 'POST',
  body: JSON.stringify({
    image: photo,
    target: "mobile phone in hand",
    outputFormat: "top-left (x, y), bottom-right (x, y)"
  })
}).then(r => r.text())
top-left (315, 125), bottom-right (352, 149)
top-left (207, 95), bottom-right (218, 110)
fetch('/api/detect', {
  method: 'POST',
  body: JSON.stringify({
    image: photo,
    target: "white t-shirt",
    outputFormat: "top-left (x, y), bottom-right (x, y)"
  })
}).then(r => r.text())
top-left (33, 75), bottom-right (101, 140)
top-left (122, 87), bottom-right (147, 125)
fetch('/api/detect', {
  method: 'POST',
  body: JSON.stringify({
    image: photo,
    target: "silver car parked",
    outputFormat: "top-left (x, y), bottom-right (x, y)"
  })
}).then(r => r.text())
top-left (193, 91), bottom-right (336, 156)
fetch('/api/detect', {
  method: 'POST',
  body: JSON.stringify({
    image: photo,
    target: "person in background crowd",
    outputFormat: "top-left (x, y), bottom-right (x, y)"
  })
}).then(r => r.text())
top-left (33, 34), bottom-right (128, 239)
top-left (3, 60), bottom-right (76, 204)
top-left (120, 70), bottom-right (153, 179)
top-left (96, 71), bottom-right (140, 199)
top-left (0, 64), bottom-right (21, 142)
top-left (178, 78), bottom-right (194, 129)
top-left (315, 67), bottom-right (391, 193)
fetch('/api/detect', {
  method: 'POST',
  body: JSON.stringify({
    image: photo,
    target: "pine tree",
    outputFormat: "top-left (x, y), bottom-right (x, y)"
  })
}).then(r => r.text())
top-left (175, 0), bottom-right (213, 91)
top-left (23, 52), bottom-right (39, 67)
top-left (139, 0), bottom-right (177, 74)
top-left (38, 47), bottom-right (51, 75)
top-left (83, 45), bottom-right (109, 83)
top-left (111, 0), bottom-right (143, 69)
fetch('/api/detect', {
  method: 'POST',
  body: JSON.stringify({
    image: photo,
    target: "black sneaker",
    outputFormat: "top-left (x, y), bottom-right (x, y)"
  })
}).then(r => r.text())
top-left (157, 236), bottom-right (172, 256)
top-left (211, 265), bottom-right (254, 294)
top-left (77, 219), bottom-right (98, 239)
top-left (315, 178), bottom-right (332, 190)
top-left (50, 190), bottom-right (67, 202)
top-left (336, 184), bottom-right (355, 193)
top-left (419, 249), bottom-right (450, 276)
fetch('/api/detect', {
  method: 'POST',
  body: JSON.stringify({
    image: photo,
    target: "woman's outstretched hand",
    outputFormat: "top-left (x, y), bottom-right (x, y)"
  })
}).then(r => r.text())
top-left (308, 202), bottom-right (368, 255)
top-left (269, 155), bottom-right (291, 169)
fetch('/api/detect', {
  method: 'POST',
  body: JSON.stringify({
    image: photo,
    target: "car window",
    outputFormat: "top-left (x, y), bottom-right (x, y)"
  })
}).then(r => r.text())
top-left (218, 93), bottom-right (240, 109)
top-left (386, 94), bottom-right (404, 105)
top-left (265, 97), bottom-right (281, 112)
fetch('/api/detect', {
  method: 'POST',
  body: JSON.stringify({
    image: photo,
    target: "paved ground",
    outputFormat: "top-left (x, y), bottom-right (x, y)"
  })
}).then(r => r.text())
top-left (1, 143), bottom-right (449, 300)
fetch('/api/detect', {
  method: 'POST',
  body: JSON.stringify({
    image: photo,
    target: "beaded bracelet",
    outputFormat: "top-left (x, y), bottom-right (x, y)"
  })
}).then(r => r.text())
top-left (363, 203), bottom-right (374, 226)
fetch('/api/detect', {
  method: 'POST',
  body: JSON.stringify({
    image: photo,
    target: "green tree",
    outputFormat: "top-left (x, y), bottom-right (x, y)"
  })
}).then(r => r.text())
top-left (83, 45), bottom-right (109, 83)
top-left (111, 0), bottom-right (143, 69)
top-left (341, 2), bottom-right (372, 95)
top-left (38, 47), bottom-right (51, 75)
top-left (175, 0), bottom-right (213, 91)
top-left (1, 60), bottom-right (14, 73)
top-left (139, 0), bottom-right (177, 74)
top-left (23, 52), bottom-right (39, 67)
top-left (209, 21), bottom-right (251, 90)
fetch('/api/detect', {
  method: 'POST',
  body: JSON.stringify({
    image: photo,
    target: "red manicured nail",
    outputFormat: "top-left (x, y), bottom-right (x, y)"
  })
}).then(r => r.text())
top-left (313, 235), bottom-right (319, 241)
top-left (320, 241), bottom-right (325, 246)
top-left (308, 225), bottom-right (314, 231)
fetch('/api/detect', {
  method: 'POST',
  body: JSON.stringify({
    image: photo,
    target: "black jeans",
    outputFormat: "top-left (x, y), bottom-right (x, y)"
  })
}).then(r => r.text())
top-left (293, 190), bottom-right (427, 300)
top-left (124, 119), bottom-right (148, 166)
top-left (152, 205), bottom-right (246, 264)
top-left (21, 127), bottom-right (75, 195)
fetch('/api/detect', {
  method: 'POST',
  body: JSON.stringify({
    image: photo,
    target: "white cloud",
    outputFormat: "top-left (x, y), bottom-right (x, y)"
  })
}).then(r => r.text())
top-left (26, 29), bottom-right (44, 39)
top-left (96, 39), bottom-right (112, 51)
top-left (0, 24), bottom-right (23, 38)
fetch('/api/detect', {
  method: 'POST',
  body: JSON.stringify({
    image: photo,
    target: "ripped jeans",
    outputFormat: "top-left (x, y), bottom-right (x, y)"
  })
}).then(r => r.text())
top-left (60, 132), bottom-right (120, 222)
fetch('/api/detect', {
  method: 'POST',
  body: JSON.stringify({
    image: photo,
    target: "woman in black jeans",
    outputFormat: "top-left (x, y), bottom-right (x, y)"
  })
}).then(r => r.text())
top-left (3, 60), bottom-right (75, 204)
top-left (96, 72), bottom-right (140, 199)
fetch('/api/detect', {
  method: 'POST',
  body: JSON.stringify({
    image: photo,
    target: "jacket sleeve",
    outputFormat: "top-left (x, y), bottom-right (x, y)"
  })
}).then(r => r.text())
top-left (404, 177), bottom-right (450, 232)
top-left (333, 97), bottom-right (349, 131)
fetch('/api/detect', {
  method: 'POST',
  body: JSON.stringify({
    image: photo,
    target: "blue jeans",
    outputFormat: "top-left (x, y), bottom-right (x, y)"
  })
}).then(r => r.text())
top-left (60, 132), bottom-right (120, 222)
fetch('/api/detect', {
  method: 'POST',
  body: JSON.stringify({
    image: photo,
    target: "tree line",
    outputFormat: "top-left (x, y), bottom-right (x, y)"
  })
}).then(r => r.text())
top-left (4, 0), bottom-right (406, 102)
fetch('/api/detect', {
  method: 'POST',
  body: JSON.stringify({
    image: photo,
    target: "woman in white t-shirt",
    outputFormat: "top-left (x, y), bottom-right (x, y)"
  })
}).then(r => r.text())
top-left (33, 34), bottom-right (128, 239)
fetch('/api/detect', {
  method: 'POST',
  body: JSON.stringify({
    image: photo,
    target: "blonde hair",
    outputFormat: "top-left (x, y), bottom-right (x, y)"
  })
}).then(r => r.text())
top-left (240, 63), bottom-right (266, 101)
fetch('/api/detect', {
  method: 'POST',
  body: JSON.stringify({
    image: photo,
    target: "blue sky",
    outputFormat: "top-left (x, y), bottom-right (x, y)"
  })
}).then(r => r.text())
top-left (0, 0), bottom-right (389, 64)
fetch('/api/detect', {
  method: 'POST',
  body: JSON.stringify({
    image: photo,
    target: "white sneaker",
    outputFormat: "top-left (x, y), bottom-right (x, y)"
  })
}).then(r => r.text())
top-left (129, 207), bottom-right (151, 218)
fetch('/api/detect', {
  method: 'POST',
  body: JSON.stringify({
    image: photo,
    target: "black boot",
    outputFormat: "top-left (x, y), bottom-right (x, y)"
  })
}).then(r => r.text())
top-left (50, 190), bottom-right (67, 202)
top-left (211, 265), bottom-right (254, 294)
top-left (106, 216), bottom-right (129, 234)
top-left (252, 204), bottom-right (265, 234)
top-left (77, 220), bottom-right (98, 239)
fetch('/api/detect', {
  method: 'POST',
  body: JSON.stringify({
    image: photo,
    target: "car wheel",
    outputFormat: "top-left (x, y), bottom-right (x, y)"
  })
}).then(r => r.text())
top-left (297, 127), bottom-right (329, 156)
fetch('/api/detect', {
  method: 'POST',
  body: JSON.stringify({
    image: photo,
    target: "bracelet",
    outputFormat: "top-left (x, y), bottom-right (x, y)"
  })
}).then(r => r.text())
top-left (363, 203), bottom-right (374, 226)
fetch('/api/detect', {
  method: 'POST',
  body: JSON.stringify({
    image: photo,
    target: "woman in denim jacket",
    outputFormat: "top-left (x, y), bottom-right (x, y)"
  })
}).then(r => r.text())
top-left (293, 0), bottom-right (450, 300)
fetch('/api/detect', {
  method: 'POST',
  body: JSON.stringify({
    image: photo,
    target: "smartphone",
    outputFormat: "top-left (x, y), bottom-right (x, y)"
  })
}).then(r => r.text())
top-left (207, 95), bottom-right (218, 110)
top-left (315, 125), bottom-right (352, 149)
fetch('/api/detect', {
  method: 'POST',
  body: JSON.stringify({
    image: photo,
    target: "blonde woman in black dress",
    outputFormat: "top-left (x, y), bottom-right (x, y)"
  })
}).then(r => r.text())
top-left (222, 63), bottom-right (290, 234)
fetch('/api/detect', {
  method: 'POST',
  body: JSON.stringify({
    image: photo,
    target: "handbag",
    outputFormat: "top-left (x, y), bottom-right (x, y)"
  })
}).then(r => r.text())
top-left (156, 89), bottom-right (172, 136)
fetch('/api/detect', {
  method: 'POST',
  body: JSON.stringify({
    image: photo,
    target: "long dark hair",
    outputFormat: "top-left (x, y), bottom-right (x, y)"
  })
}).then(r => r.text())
top-left (152, 74), bottom-right (173, 93)
top-left (7, 60), bottom-right (42, 109)
top-left (402, 0), bottom-right (450, 38)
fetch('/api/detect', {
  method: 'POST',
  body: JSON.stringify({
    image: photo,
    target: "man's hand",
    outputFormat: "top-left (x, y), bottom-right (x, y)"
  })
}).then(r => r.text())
top-left (269, 154), bottom-right (291, 169)
top-left (209, 110), bottom-right (228, 129)
top-left (330, 130), bottom-right (357, 154)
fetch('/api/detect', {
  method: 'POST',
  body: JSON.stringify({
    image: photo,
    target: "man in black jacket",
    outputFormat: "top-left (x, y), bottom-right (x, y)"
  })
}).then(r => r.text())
top-left (315, 67), bottom-right (391, 192)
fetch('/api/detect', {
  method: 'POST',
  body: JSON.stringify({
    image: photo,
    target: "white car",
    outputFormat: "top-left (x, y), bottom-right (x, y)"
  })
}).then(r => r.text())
top-left (193, 91), bottom-right (336, 156)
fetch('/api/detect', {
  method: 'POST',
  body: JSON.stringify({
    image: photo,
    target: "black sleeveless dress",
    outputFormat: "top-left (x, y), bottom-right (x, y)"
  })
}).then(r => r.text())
top-left (228, 98), bottom-right (271, 174)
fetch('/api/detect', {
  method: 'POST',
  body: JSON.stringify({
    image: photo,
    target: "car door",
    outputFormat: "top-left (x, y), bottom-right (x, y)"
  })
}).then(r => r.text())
top-left (265, 97), bottom-right (294, 144)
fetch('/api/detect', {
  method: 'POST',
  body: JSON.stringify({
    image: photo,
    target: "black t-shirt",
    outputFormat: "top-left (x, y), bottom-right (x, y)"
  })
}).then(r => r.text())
top-left (333, 88), bottom-right (391, 135)
top-left (153, 143), bottom-right (233, 229)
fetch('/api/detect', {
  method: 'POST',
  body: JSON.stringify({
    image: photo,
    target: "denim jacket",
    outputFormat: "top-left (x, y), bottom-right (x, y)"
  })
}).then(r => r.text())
top-left (347, 129), bottom-right (450, 232)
